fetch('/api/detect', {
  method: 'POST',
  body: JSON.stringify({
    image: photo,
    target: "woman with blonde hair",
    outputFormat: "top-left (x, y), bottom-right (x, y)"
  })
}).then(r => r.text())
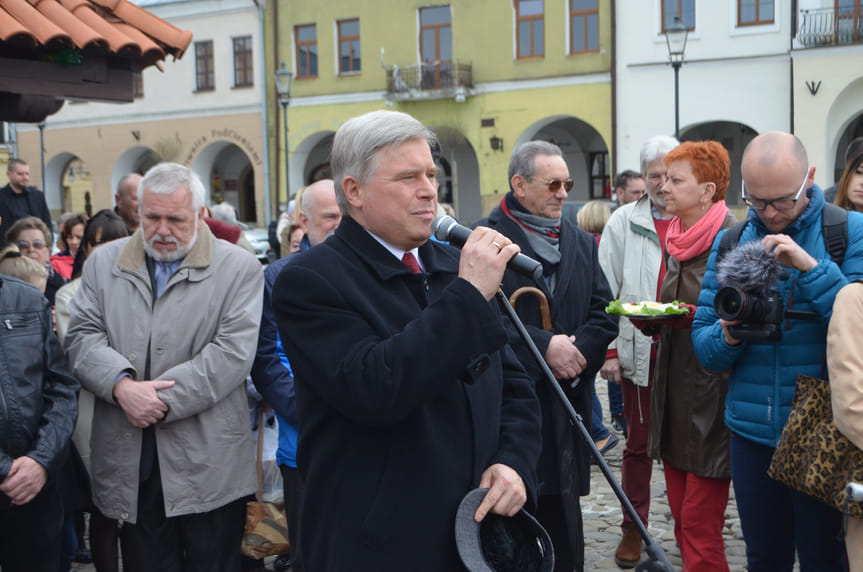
top-left (576, 200), bottom-right (619, 456)
top-left (0, 245), bottom-right (48, 291)
top-left (576, 200), bottom-right (611, 238)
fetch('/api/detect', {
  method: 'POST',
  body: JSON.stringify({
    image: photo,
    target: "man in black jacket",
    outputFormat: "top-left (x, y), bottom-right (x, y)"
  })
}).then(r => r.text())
top-left (476, 140), bottom-right (618, 572)
top-left (0, 158), bottom-right (53, 248)
top-left (272, 110), bottom-right (542, 572)
top-left (0, 274), bottom-right (79, 571)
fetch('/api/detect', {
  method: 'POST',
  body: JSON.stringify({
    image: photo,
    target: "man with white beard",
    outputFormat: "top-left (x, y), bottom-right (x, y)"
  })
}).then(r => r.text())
top-left (66, 162), bottom-right (264, 571)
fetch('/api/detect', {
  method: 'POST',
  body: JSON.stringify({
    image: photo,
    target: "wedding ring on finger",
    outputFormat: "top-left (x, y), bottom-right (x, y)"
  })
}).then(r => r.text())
top-left (492, 241), bottom-right (503, 251)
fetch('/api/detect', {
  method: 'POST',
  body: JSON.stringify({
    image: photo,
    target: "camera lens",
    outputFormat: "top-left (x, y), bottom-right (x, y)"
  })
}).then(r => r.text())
top-left (715, 287), bottom-right (746, 321)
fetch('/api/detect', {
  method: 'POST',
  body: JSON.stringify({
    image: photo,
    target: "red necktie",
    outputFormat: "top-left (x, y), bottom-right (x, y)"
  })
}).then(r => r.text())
top-left (402, 252), bottom-right (421, 274)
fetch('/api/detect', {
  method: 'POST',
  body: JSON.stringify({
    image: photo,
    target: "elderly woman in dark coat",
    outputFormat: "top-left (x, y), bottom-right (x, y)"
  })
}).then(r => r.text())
top-left (644, 141), bottom-right (736, 571)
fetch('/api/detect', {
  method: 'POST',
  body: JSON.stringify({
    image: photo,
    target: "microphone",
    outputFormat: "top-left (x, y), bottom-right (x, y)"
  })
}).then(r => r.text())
top-left (432, 215), bottom-right (544, 282)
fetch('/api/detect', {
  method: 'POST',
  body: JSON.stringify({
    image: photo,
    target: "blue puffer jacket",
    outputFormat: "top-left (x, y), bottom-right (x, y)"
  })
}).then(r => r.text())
top-left (692, 187), bottom-right (863, 447)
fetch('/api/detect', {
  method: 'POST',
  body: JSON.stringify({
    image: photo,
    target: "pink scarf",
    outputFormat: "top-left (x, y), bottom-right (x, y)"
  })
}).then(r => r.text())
top-left (665, 201), bottom-right (729, 261)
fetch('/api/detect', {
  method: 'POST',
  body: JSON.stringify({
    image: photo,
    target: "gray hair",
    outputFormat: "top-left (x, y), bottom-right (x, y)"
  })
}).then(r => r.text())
top-left (138, 162), bottom-right (205, 212)
top-left (330, 110), bottom-right (437, 215)
top-left (508, 141), bottom-right (564, 182)
top-left (210, 202), bottom-right (240, 227)
top-left (117, 173), bottom-right (141, 198)
top-left (639, 135), bottom-right (680, 174)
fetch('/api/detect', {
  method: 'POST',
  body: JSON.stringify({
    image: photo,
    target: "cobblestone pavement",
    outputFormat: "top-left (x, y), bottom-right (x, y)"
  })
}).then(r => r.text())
top-left (582, 380), bottom-right (753, 572)
top-left (74, 382), bottom-right (767, 572)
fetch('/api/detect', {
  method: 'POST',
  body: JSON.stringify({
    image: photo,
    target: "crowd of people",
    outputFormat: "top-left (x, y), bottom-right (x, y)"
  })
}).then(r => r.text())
top-left (1, 111), bottom-right (862, 572)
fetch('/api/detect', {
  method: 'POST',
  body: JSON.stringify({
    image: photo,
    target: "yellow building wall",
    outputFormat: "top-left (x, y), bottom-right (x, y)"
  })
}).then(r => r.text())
top-left (279, 0), bottom-right (610, 98)
top-left (285, 80), bottom-right (611, 214)
top-left (267, 0), bottom-right (613, 211)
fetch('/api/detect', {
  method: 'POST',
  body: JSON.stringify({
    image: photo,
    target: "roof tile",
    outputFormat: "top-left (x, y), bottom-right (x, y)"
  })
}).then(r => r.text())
top-left (0, 0), bottom-right (191, 69)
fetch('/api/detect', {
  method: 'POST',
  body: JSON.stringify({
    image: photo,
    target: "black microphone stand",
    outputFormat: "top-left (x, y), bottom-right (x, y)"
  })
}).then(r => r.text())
top-left (495, 289), bottom-right (674, 572)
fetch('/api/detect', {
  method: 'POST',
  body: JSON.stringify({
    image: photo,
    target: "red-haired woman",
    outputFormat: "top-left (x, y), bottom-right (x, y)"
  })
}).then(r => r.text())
top-left (646, 141), bottom-right (737, 570)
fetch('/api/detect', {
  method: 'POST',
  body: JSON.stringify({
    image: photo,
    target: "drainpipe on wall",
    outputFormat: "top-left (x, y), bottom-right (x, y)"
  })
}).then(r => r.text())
top-left (272, 0), bottom-right (282, 219)
top-left (9, 123), bottom-right (18, 160)
top-left (253, 0), bottom-right (272, 225)
top-left (610, 0), bottom-right (618, 175)
top-left (790, 0), bottom-right (796, 133)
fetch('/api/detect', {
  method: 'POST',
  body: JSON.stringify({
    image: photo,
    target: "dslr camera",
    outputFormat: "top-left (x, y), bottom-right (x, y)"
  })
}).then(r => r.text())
top-left (713, 286), bottom-right (785, 341)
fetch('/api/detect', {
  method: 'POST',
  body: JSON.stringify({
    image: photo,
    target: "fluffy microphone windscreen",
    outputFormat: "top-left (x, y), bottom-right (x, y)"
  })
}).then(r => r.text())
top-left (716, 240), bottom-right (782, 297)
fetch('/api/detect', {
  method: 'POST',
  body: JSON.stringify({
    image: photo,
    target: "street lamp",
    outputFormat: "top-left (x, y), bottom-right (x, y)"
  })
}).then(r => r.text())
top-left (274, 62), bottom-right (294, 208)
top-left (664, 16), bottom-right (688, 140)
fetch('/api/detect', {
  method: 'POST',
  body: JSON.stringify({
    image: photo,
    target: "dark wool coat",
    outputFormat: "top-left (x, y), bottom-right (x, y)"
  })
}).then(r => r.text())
top-left (478, 206), bottom-right (618, 562)
top-left (272, 216), bottom-right (542, 572)
top-left (0, 184), bottom-right (53, 248)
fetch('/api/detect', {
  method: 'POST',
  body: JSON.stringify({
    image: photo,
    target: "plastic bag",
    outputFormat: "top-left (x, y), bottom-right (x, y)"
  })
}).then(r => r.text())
top-left (254, 416), bottom-right (284, 504)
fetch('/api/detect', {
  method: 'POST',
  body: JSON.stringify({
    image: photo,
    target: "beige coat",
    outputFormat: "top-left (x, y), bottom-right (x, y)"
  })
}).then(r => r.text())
top-left (827, 281), bottom-right (863, 567)
top-left (65, 224), bottom-right (263, 523)
top-left (55, 279), bottom-right (95, 475)
top-left (598, 197), bottom-right (664, 387)
top-left (827, 281), bottom-right (863, 451)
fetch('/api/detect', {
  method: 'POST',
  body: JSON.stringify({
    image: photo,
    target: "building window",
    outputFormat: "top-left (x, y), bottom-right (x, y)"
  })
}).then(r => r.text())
top-left (570, 0), bottom-right (598, 53)
top-left (516, 0), bottom-right (544, 59)
top-left (837, 0), bottom-right (863, 41)
top-left (338, 19), bottom-right (361, 75)
top-left (589, 151), bottom-right (609, 200)
top-left (194, 40), bottom-right (214, 91)
top-left (420, 6), bottom-right (452, 89)
top-left (662, 0), bottom-right (695, 31)
top-left (738, 0), bottom-right (774, 26)
top-left (133, 70), bottom-right (144, 98)
top-left (296, 24), bottom-right (318, 79)
top-left (233, 36), bottom-right (254, 87)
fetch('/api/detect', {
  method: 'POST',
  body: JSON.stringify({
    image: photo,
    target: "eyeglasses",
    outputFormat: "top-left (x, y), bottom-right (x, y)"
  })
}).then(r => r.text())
top-left (529, 176), bottom-right (574, 193)
top-left (16, 240), bottom-right (46, 251)
top-left (742, 168), bottom-right (810, 211)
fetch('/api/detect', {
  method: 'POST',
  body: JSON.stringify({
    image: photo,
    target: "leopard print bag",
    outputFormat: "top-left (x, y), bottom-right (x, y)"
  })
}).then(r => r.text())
top-left (767, 374), bottom-right (863, 518)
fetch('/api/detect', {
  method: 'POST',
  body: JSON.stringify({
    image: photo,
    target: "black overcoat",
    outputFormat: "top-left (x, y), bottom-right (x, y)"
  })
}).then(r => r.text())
top-left (478, 206), bottom-right (618, 561)
top-left (272, 216), bottom-right (542, 572)
top-left (0, 184), bottom-right (53, 248)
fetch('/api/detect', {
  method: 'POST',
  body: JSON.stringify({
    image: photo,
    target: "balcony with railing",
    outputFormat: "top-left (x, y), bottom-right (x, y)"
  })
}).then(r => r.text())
top-left (798, 7), bottom-right (863, 47)
top-left (386, 60), bottom-right (473, 102)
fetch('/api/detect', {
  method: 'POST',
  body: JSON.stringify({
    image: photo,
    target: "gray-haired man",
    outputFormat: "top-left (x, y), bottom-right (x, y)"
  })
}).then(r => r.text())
top-left (272, 110), bottom-right (542, 571)
top-left (66, 162), bottom-right (263, 571)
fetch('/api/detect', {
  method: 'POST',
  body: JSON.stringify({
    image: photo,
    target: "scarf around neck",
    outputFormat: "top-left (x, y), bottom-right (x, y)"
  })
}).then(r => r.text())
top-left (665, 200), bottom-right (729, 261)
top-left (501, 193), bottom-right (561, 274)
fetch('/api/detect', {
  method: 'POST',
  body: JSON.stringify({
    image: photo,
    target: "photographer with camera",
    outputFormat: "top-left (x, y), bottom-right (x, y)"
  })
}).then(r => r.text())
top-left (692, 131), bottom-right (863, 571)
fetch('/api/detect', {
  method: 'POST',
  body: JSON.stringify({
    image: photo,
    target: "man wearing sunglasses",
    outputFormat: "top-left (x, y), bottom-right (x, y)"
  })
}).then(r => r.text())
top-left (693, 131), bottom-right (863, 570)
top-left (477, 140), bottom-right (618, 572)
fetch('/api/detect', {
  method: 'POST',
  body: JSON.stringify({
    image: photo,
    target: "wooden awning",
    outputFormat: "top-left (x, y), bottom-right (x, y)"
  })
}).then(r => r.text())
top-left (0, 0), bottom-right (193, 122)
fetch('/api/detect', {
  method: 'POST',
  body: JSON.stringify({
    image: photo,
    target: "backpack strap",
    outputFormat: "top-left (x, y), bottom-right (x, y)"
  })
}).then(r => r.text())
top-left (821, 203), bottom-right (848, 266)
top-left (717, 221), bottom-right (747, 263)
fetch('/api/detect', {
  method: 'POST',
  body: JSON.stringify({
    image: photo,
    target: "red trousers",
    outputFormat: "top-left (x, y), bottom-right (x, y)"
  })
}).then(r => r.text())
top-left (620, 376), bottom-right (652, 527)
top-left (664, 462), bottom-right (731, 572)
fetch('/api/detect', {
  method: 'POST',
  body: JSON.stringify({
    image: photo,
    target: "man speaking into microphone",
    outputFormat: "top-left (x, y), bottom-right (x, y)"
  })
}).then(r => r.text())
top-left (476, 140), bottom-right (618, 572)
top-left (272, 110), bottom-right (542, 571)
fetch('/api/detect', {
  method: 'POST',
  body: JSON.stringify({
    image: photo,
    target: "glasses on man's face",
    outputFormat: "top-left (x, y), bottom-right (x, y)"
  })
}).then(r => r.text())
top-left (742, 169), bottom-right (810, 211)
top-left (17, 240), bottom-right (46, 251)
top-left (529, 176), bottom-right (574, 193)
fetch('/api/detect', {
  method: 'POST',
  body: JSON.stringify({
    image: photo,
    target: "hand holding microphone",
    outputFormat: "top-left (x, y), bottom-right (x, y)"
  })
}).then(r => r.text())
top-left (432, 215), bottom-right (544, 288)
top-left (455, 226), bottom-right (521, 301)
